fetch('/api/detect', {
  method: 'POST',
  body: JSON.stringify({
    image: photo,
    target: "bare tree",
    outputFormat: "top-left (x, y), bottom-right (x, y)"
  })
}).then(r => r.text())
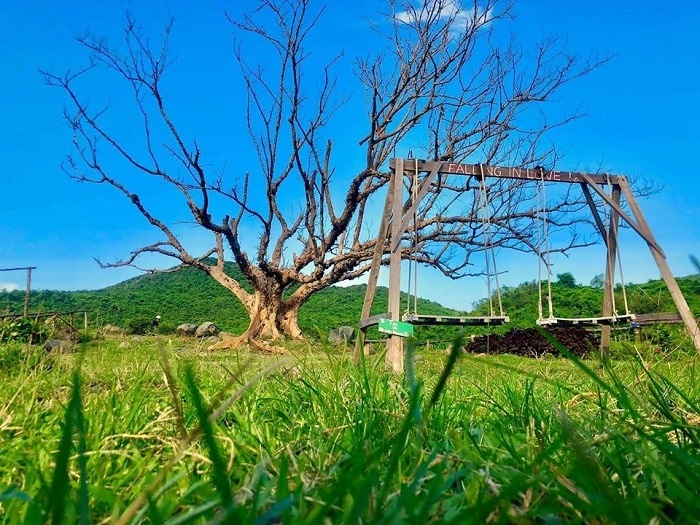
top-left (43, 0), bottom-right (607, 350)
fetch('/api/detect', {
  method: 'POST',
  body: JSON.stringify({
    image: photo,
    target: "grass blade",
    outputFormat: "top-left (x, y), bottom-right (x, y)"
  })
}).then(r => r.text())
top-left (183, 366), bottom-right (233, 509)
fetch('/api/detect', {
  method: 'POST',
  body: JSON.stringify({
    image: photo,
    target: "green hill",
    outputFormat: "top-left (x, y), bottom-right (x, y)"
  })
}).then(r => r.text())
top-left (0, 264), bottom-right (460, 340)
top-left (1, 265), bottom-right (698, 340)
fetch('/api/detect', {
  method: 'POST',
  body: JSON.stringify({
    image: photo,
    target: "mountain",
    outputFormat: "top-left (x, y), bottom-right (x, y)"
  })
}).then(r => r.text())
top-left (1, 265), bottom-right (698, 339)
top-left (0, 264), bottom-right (460, 340)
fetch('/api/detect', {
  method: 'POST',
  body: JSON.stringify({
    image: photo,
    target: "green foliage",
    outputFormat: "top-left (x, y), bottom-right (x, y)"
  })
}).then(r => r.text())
top-left (0, 318), bottom-right (50, 344)
top-left (556, 271), bottom-right (577, 287)
top-left (123, 317), bottom-right (155, 335)
top-left (590, 273), bottom-right (605, 288)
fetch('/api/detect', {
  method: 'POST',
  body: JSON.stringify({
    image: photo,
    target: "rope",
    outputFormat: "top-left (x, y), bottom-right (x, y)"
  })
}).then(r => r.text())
top-left (412, 159), bottom-right (419, 315)
top-left (618, 245), bottom-right (630, 316)
top-left (536, 168), bottom-right (554, 320)
top-left (478, 164), bottom-right (505, 317)
top-left (405, 159), bottom-right (420, 317)
top-left (536, 180), bottom-right (544, 321)
top-left (478, 166), bottom-right (494, 316)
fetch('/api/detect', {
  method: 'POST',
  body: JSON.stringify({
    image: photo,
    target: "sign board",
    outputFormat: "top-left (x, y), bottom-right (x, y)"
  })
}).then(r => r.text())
top-left (378, 318), bottom-right (414, 338)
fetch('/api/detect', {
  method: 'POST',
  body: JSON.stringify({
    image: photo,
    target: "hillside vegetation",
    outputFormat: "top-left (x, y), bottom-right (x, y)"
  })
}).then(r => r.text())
top-left (1, 265), bottom-right (698, 341)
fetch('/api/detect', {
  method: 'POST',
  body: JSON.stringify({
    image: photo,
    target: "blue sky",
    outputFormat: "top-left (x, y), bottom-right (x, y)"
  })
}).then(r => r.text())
top-left (1, 0), bottom-right (699, 310)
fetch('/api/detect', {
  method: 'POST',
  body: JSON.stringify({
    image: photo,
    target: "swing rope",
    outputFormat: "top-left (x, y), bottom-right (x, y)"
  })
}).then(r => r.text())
top-left (405, 159), bottom-right (420, 316)
top-left (617, 242), bottom-right (630, 316)
top-left (536, 168), bottom-right (554, 321)
top-left (478, 164), bottom-right (504, 317)
top-left (608, 199), bottom-right (631, 317)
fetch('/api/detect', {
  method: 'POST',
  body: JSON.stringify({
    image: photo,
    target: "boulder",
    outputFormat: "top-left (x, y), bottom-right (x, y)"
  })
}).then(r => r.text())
top-left (176, 323), bottom-right (199, 336)
top-left (196, 322), bottom-right (220, 338)
top-left (101, 324), bottom-right (126, 336)
top-left (44, 339), bottom-right (72, 353)
top-left (118, 341), bottom-right (131, 349)
top-left (328, 326), bottom-right (354, 345)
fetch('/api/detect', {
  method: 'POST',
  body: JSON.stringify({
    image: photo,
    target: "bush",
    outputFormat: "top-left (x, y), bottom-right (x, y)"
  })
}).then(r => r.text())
top-left (124, 317), bottom-right (155, 335)
top-left (0, 318), bottom-right (50, 344)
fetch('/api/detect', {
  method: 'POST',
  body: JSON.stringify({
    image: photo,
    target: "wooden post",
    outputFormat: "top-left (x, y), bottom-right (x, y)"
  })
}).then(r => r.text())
top-left (23, 267), bottom-right (33, 318)
top-left (600, 185), bottom-right (621, 355)
top-left (618, 178), bottom-right (700, 352)
top-left (387, 159), bottom-right (405, 373)
top-left (354, 176), bottom-right (395, 363)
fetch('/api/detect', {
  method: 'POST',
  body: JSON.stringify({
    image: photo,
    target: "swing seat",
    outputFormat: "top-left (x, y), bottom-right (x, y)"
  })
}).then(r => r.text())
top-left (537, 314), bottom-right (636, 327)
top-left (403, 313), bottom-right (510, 326)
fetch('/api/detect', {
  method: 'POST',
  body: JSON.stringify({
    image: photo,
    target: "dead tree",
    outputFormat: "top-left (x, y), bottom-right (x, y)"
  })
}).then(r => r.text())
top-left (43, 0), bottom-right (608, 350)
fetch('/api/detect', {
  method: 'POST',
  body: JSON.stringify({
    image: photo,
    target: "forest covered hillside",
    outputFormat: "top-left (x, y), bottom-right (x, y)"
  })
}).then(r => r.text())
top-left (0, 263), bottom-right (457, 339)
top-left (1, 263), bottom-right (698, 339)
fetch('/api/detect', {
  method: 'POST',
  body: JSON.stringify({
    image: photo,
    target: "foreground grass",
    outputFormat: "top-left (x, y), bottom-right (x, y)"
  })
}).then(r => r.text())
top-left (0, 336), bottom-right (699, 523)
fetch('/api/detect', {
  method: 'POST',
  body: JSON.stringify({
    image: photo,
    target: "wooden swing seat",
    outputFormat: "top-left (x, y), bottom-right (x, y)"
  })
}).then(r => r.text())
top-left (536, 314), bottom-right (636, 327)
top-left (403, 313), bottom-right (510, 326)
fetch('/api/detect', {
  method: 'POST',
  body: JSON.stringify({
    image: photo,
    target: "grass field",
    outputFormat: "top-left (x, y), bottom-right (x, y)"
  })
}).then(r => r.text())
top-left (1, 335), bottom-right (699, 524)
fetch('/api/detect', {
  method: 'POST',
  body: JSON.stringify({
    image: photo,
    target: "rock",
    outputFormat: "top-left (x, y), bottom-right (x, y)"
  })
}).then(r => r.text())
top-left (118, 341), bottom-right (131, 349)
top-left (328, 326), bottom-right (354, 345)
top-left (44, 339), bottom-right (72, 353)
top-left (196, 322), bottom-right (220, 338)
top-left (101, 324), bottom-right (125, 336)
top-left (176, 323), bottom-right (198, 336)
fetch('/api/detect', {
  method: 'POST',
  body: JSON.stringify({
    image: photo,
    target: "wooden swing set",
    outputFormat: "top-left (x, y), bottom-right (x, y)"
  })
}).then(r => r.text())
top-left (356, 158), bottom-right (700, 372)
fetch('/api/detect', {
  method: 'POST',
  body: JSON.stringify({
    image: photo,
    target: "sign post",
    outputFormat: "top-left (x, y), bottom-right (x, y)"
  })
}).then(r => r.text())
top-left (378, 318), bottom-right (414, 338)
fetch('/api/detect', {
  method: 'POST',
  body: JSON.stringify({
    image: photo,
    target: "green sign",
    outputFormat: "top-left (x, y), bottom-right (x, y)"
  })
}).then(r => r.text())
top-left (378, 318), bottom-right (414, 338)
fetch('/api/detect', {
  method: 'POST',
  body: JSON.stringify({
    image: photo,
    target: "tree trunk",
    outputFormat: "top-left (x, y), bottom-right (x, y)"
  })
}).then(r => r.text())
top-left (241, 293), bottom-right (303, 341)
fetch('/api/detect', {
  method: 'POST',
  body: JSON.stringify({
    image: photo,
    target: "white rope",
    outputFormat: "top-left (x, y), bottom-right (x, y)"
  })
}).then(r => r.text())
top-left (536, 179), bottom-right (545, 321)
top-left (613, 244), bottom-right (630, 315)
top-left (412, 159), bottom-right (419, 315)
top-left (536, 168), bottom-right (554, 320)
top-left (478, 166), bottom-right (494, 316)
top-left (405, 159), bottom-right (420, 316)
top-left (478, 164), bottom-right (505, 317)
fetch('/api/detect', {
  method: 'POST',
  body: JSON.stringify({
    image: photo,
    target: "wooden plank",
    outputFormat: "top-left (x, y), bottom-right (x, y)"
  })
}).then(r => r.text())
top-left (359, 313), bottom-right (390, 330)
top-left (403, 313), bottom-right (509, 326)
top-left (537, 315), bottom-right (635, 327)
top-left (634, 312), bottom-right (683, 325)
top-left (389, 159), bottom-right (618, 186)
top-left (581, 183), bottom-right (608, 243)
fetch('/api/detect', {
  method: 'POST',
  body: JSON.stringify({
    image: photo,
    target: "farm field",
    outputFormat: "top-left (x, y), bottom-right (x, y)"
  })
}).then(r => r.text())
top-left (1, 336), bottom-right (699, 523)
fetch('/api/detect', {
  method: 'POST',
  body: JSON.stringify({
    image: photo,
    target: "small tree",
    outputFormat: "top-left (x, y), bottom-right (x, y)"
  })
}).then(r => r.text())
top-left (556, 272), bottom-right (577, 288)
top-left (590, 273), bottom-right (604, 288)
top-left (44, 0), bottom-right (606, 350)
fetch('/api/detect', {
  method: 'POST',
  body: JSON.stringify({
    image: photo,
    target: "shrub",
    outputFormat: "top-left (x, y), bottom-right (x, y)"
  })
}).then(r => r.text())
top-left (0, 318), bottom-right (50, 344)
top-left (124, 317), bottom-right (154, 335)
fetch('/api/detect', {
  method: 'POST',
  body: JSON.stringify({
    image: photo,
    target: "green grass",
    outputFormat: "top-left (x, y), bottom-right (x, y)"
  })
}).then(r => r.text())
top-left (1, 336), bottom-right (699, 523)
